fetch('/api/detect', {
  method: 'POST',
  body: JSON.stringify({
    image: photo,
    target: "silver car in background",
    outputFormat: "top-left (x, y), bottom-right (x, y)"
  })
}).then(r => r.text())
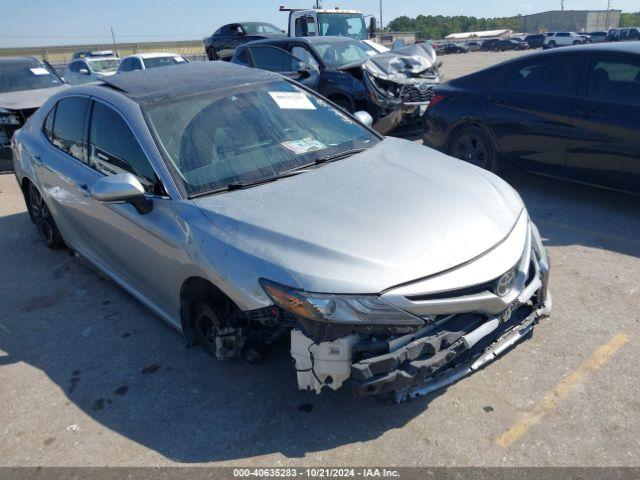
top-left (11, 62), bottom-right (551, 402)
top-left (64, 55), bottom-right (120, 84)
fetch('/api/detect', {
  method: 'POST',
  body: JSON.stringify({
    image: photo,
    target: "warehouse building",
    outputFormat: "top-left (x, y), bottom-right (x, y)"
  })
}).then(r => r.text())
top-left (522, 10), bottom-right (621, 33)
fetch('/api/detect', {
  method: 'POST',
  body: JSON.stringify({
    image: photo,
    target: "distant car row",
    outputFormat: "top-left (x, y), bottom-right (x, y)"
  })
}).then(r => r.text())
top-left (436, 28), bottom-right (640, 54)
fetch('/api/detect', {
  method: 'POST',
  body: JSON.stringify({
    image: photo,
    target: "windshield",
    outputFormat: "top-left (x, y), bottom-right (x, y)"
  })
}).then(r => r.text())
top-left (0, 60), bottom-right (63, 93)
top-left (242, 23), bottom-right (282, 34)
top-left (88, 58), bottom-right (120, 73)
top-left (311, 39), bottom-right (377, 68)
top-left (143, 56), bottom-right (187, 69)
top-left (144, 80), bottom-right (379, 197)
top-left (317, 13), bottom-right (367, 40)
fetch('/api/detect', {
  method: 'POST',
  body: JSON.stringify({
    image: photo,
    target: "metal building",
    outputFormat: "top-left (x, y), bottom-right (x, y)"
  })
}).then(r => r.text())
top-left (522, 10), bottom-right (621, 33)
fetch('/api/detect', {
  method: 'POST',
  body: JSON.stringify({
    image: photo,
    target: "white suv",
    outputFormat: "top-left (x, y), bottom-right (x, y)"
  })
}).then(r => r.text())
top-left (543, 32), bottom-right (584, 48)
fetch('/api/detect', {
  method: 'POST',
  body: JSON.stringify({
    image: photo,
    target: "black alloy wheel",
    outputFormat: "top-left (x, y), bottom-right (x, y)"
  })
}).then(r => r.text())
top-left (27, 183), bottom-right (64, 249)
top-left (449, 127), bottom-right (496, 171)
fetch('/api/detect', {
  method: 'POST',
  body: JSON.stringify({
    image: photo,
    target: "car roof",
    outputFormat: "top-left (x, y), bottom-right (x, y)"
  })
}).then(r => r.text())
top-left (0, 56), bottom-right (42, 66)
top-left (126, 52), bottom-right (182, 60)
top-left (99, 60), bottom-right (281, 104)
top-left (243, 35), bottom-right (361, 47)
top-left (542, 41), bottom-right (640, 55)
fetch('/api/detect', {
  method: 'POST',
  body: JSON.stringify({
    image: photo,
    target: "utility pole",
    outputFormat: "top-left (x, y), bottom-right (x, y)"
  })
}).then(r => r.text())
top-left (379, 0), bottom-right (383, 31)
top-left (110, 26), bottom-right (117, 49)
top-left (560, 0), bottom-right (564, 10)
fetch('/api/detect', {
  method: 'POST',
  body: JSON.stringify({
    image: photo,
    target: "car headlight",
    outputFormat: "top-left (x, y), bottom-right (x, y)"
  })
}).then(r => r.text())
top-left (260, 279), bottom-right (424, 327)
top-left (0, 109), bottom-right (20, 126)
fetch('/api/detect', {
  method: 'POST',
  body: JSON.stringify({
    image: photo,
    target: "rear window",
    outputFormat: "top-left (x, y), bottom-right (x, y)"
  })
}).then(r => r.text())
top-left (586, 58), bottom-right (640, 105)
top-left (504, 57), bottom-right (579, 96)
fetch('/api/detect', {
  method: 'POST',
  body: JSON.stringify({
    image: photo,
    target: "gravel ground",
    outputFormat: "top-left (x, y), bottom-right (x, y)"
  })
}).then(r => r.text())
top-left (0, 49), bottom-right (639, 467)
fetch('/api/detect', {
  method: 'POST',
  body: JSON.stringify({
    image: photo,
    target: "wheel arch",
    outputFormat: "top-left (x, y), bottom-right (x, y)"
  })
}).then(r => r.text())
top-left (178, 276), bottom-right (244, 343)
top-left (326, 92), bottom-right (355, 112)
top-left (446, 120), bottom-right (501, 156)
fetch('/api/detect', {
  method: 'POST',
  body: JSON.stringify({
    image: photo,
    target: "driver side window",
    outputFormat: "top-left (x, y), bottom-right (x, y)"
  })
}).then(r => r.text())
top-left (291, 46), bottom-right (319, 70)
top-left (88, 101), bottom-right (158, 193)
top-left (247, 46), bottom-right (299, 72)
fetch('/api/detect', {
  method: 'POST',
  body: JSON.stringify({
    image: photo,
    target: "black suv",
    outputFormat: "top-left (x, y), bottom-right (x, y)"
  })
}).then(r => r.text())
top-left (524, 34), bottom-right (546, 49)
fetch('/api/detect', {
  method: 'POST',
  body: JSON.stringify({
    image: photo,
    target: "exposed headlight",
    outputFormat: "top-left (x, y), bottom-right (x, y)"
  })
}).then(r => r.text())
top-left (0, 112), bottom-right (20, 126)
top-left (260, 279), bottom-right (424, 327)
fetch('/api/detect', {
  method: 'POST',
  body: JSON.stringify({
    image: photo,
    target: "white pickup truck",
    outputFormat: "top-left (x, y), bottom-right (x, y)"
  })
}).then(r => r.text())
top-left (281, 6), bottom-right (369, 40)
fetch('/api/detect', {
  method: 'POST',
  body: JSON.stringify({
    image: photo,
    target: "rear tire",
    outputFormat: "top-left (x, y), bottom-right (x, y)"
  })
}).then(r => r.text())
top-left (26, 182), bottom-right (64, 249)
top-left (448, 126), bottom-right (497, 172)
top-left (207, 48), bottom-right (218, 61)
top-left (549, 41), bottom-right (556, 48)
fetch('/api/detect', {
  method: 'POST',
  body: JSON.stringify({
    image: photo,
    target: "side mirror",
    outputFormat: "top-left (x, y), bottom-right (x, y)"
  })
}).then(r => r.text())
top-left (90, 173), bottom-right (152, 214)
top-left (353, 111), bottom-right (374, 128)
top-left (79, 68), bottom-right (90, 75)
top-left (297, 61), bottom-right (313, 78)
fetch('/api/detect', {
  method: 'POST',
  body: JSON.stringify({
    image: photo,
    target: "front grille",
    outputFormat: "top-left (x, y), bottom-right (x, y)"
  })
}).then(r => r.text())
top-left (400, 84), bottom-right (435, 104)
top-left (406, 279), bottom-right (497, 302)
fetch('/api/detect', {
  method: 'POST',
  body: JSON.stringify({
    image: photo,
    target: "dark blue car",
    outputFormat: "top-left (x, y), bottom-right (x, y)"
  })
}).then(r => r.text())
top-left (231, 36), bottom-right (441, 134)
top-left (422, 42), bottom-right (640, 195)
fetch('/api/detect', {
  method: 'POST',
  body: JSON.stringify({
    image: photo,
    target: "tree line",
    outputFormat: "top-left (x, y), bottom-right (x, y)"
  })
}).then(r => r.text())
top-left (387, 12), bottom-right (640, 39)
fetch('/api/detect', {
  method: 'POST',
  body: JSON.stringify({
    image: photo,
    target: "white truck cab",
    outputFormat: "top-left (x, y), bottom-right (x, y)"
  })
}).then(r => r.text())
top-left (281, 6), bottom-right (369, 41)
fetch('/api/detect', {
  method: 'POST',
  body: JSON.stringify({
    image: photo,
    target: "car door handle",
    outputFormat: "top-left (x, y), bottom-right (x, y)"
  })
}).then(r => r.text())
top-left (575, 109), bottom-right (603, 120)
top-left (487, 95), bottom-right (506, 105)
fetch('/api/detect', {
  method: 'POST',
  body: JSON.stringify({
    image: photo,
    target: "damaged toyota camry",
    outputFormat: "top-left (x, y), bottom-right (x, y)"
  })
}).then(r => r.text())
top-left (12, 62), bottom-right (551, 402)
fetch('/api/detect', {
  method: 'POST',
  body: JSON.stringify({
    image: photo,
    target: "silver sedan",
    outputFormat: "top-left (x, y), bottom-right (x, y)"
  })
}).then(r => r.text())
top-left (11, 62), bottom-right (551, 401)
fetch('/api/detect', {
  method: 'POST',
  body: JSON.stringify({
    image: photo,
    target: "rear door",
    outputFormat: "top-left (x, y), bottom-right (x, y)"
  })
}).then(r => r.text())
top-left (481, 54), bottom-right (582, 172)
top-left (36, 96), bottom-right (95, 252)
top-left (566, 53), bottom-right (640, 193)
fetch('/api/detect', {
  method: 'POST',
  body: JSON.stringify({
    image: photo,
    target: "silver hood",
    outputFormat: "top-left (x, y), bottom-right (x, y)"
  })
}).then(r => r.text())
top-left (0, 85), bottom-right (69, 111)
top-left (359, 43), bottom-right (440, 83)
top-left (194, 137), bottom-right (524, 294)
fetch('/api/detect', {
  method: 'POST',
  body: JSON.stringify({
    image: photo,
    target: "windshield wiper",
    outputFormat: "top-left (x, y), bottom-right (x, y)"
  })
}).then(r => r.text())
top-left (192, 170), bottom-right (309, 197)
top-left (285, 148), bottom-right (368, 173)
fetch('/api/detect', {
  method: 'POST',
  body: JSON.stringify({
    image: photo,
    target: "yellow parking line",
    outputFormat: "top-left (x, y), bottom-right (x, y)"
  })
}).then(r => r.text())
top-left (496, 332), bottom-right (631, 448)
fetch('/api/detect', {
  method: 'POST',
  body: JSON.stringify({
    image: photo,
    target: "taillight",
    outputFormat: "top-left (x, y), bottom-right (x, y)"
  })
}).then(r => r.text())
top-left (427, 93), bottom-right (447, 110)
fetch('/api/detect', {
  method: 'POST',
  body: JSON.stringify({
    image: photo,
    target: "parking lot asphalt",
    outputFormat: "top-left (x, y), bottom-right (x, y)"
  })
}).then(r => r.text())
top-left (1, 50), bottom-right (639, 467)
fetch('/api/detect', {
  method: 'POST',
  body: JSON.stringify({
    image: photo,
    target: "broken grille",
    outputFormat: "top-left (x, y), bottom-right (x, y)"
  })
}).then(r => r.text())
top-left (400, 85), bottom-right (435, 104)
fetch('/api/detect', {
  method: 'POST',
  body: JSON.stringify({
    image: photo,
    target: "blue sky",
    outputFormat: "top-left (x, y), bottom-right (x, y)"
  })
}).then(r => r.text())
top-left (2, 0), bottom-right (638, 47)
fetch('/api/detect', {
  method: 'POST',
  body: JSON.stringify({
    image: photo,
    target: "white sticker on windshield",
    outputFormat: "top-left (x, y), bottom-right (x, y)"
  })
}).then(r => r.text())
top-left (30, 67), bottom-right (51, 76)
top-left (174, 57), bottom-right (187, 62)
top-left (269, 91), bottom-right (316, 110)
top-left (282, 138), bottom-right (326, 155)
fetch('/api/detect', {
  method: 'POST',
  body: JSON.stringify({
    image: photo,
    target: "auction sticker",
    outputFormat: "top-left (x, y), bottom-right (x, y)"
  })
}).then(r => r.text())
top-left (269, 91), bottom-right (316, 110)
top-left (281, 138), bottom-right (326, 155)
top-left (30, 67), bottom-right (51, 76)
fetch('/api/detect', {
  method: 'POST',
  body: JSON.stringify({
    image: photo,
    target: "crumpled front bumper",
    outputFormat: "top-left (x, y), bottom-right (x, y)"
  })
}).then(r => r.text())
top-left (289, 215), bottom-right (551, 401)
top-left (350, 297), bottom-right (550, 401)
top-left (350, 218), bottom-right (551, 400)
top-left (363, 72), bottom-right (438, 133)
